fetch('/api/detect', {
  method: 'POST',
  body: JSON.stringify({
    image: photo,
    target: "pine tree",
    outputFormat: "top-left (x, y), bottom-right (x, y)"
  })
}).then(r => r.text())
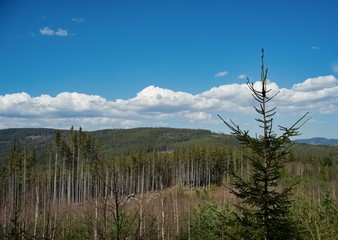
top-left (218, 49), bottom-right (309, 240)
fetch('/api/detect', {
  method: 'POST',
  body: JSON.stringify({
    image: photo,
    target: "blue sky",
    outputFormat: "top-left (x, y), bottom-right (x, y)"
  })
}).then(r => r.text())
top-left (1, 0), bottom-right (338, 138)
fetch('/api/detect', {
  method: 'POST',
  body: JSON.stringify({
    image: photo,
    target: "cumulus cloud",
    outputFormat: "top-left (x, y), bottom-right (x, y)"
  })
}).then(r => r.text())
top-left (277, 75), bottom-right (338, 114)
top-left (185, 112), bottom-right (212, 123)
top-left (291, 75), bottom-right (337, 92)
top-left (0, 75), bottom-right (337, 130)
top-left (214, 71), bottom-right (228, 77)
top-left (39, 27), bottom-right (69, 37)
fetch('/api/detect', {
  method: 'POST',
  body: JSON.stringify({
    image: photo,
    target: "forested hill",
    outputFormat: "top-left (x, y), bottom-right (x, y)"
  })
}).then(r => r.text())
top-left (1, 127), bottom-right (338, 165)
top-left (93, 127), bottom-right (237, 155)
top-left (0, 127), bottom-right (237, 164)
top-left (0, 128), bottom-right (56, 163)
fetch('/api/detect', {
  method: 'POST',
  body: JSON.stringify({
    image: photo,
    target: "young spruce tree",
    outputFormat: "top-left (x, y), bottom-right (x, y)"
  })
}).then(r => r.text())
top-left (218, 49), bottom-right (309, 240)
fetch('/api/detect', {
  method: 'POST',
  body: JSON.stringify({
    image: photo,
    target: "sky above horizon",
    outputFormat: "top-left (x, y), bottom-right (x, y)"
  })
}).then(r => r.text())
top-left (1, 0), bottom-right (338, 139)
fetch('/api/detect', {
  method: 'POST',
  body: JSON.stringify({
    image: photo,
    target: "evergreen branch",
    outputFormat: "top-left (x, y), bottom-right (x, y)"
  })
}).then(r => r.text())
top-left (278, 112), bottom-right (310, 138)
top-left (217, 114), bottom-right (247, 136)
top-left (265, 90), bottom-right (280, 102)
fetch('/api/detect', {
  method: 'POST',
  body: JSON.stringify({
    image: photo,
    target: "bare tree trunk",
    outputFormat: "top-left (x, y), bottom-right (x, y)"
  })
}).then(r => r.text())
top-left (94, 181), bottom-right (98, 240)
top-left (129, 167), bottom-right (133, 195)
top-left (61, 160), bottom-right (65, 206)
top-left (76, 146), bottom-right (80, 203)
top-left (23, 144), bottom-right (27, 207)
top-left (140, 164), bottom-right (145, 237)
top-left (174, 189), bottom-right (179, 236)
top-left (67, 170), bottom-right (71, 204)
top-left (72, 142), bottom-right (75, 204)
top-left (53, 152), bottom-right (58, 201)
top-left (188, 199), bottom-right (191, 240)
top-left (152, 156), bottom-right (155, 191)
top-left (83, 164), bottom-right (88, 201)
top-left (160, 179), bottom-right (165, 240)
top-left (34, 182), bottom-right (39, 237)
top-left (80, 157), bottom-right (84, 202)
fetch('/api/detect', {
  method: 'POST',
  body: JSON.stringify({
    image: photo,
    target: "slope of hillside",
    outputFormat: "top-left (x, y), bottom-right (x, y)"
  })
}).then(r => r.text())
top-left (93, 127), bottom-right (238, 155)
top-left (0, 127), bottom-right (238, 164)
top-left (1, 127), bottom-right (338, 165)
top-left (0, 128), bottom-right (58, 164)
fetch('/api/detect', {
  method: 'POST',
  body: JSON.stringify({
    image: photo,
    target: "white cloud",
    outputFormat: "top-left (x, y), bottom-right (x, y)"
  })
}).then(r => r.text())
top-left (311, 46), bottom-right (321, 50)
top-left (0, 75), bottom-right (337, 131)
top-left (185, 112), bottom-right (212, 123)
top-left (291, 75), bottom-right (337, 92)
top-left (238, 74), bottom-right (247, 79)
top-left (39, 27), bottom-right (54, 36)
top-left (214, 71), bottom-right (228, 77)
top-left (55, 28), bottom-right (68, 36)
top-left (277, 76), bottom-right (338, 115)
top-left (39, 27), bottom-right (69, 37)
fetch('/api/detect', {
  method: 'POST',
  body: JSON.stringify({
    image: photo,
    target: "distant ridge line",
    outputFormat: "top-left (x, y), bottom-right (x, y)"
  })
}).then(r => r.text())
top-left (295, 137), bottom-right (338, 146)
